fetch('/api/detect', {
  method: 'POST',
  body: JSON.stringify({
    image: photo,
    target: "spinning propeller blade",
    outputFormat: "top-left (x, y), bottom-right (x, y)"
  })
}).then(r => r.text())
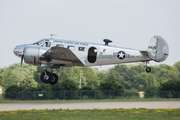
top-left (20, 48), bottom-right (25, 67)
top-left (21, 54), bottom-right (24, 67)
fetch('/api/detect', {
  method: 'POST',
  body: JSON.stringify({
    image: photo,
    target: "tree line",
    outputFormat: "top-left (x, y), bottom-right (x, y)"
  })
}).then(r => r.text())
top-left (0, 61), bottom-right (180, 97)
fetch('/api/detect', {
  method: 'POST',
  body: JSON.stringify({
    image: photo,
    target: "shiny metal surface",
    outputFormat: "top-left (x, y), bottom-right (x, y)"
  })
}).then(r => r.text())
top-left (13, 36), bottom-right (169, 68)
top-left (13, 44), bottom-right (33, 58)
top-left (23, 46), bottom-right (49, 65)
top-left (84, 44), bottom-right (150, 66)
top-left (147, 35), bottom-right (169, 62)
top-left (43, 46), bottom-right (84, 66)
top-left (13, 45), bottom-right (25, 58)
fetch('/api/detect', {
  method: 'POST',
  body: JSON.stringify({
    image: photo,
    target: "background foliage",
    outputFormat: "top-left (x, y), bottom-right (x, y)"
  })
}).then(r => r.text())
top-left (1, 61), bottom-right (180, 99)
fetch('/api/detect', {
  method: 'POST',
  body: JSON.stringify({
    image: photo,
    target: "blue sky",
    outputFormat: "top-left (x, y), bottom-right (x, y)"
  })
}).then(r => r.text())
top-left (0, 0), bottom-right (180, 69)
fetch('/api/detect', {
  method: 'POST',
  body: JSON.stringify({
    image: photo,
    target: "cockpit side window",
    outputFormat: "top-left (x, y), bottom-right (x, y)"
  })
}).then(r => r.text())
top-left (45, 42), bottom-right (51, 47)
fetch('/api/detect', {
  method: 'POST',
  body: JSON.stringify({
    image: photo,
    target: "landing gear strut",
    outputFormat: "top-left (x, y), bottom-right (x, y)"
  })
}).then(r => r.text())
top-left (40, 67), bottom-right (58, 84)
top-left (145, 61), bottom-right (151, 73)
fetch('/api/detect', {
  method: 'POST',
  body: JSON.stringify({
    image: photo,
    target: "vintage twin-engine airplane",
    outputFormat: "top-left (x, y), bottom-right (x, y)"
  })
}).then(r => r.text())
top-left (13, 35), bottom-right (169, 85)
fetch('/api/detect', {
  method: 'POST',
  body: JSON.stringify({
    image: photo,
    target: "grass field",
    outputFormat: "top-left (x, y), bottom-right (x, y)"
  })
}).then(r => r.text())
top-left (0, 98), bottom-right (180, 103)
top-left (0, 108), bottom-right (180, 120)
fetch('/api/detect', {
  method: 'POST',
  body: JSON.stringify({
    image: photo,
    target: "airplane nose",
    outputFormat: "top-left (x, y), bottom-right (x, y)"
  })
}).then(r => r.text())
top-left (13, 45), bottom-right (24, 58)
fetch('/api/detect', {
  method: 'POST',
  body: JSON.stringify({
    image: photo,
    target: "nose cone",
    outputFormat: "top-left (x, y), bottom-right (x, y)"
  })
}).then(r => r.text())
top-left (13, 45), bottom-right (24, 58)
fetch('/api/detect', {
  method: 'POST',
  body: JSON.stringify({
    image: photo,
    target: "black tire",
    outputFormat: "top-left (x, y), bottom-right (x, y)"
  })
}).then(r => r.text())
top-left (49, 73), bottom-right (58, 85)
top-left (40, 71), bottom-right (52, 83)
top-left (146, 67), bottom-right (151, 73)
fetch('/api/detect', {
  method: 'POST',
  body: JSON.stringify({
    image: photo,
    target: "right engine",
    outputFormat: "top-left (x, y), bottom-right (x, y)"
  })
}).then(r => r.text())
top-left (24, 46), bottom-right (48, 65)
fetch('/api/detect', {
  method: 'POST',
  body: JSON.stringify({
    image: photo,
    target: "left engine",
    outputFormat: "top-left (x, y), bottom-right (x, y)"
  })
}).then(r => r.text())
top-left (24, 46), bottom-right (48, 65)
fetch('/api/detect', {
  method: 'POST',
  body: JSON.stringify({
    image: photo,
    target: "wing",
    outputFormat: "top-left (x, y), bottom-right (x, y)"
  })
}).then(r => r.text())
top-left (42, 46), bottom-right (85, 66)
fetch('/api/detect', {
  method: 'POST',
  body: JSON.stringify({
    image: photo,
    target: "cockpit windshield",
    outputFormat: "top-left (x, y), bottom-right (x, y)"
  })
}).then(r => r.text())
top-left (33, 40), bottom-right (44, 46)
top-left (33, 39), bottom-right (51, 47)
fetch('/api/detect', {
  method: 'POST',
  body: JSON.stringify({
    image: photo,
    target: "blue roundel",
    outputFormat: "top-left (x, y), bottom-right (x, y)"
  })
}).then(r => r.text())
top-left (117, 51), bottom-right (125, 59)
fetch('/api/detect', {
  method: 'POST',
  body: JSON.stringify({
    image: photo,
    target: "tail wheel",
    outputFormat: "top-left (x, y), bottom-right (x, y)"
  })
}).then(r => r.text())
top-left (49, 73), bottom-right (58, 85)
top-left (146, 67), bottom-right (151, 73)
top-left (40, 71), bottom-right (52, 83)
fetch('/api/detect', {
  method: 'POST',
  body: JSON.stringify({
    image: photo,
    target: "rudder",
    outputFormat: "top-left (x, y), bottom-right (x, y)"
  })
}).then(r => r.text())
top-left (147, 35), bottom-right (169, 62)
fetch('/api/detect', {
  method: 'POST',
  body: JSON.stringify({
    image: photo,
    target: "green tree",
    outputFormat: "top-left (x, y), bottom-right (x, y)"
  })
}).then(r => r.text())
top-left (17, 76), bottom-right (38, 89)
top-left (59, 79), bottom-right (79, 90)
top-left (36, 84), bottom-right (52, 91)
top-left (104, 69), bottom-right (122, 83)
top-left (81, 86), bottom-right (93, 90)
top-left (33, 66), bottom-right (44, 83)
top-left (0, 74), bottom-right (4, 86)
top-left (5, 85), bottom-right (25, 100)
top-left (68, 67), bottom-right (88, 88)
top-left (98, 80), bottom-right (123, 99)
top-left (134, 72), bottom-right (156, 90)
top-left (80, 86), bottom-right (94, 99)
top-left (153, 64), bottom-right (179, 85)
top-left (113, 63), bottom-right (146, 90)
top-left (144, 86), bottom-right (158, 98)
top-left (51, 78), bottom-right (79, 91)
top-left (0, 63), bottom-right (36, 88)
top-left (59, 79), bottom-right (79, 100)
top-left (7, 63), bottom-right (36, 79)
top-left (173, 61), bottom-right (180, 78)
top-left (81, 67), bottom-right (100, 89)
top-left (99, 80), bottom-right (123, 90)
top-left (159, 79), bottom-right (180, 98)
top-left (5, 85), bottom-right (25, 92)
top-left (124, 89), bottom-right (139, 98)
top-left (3, 70), bottom-right (17, 88)
top-left (173, 61), bottom-right (180, 72)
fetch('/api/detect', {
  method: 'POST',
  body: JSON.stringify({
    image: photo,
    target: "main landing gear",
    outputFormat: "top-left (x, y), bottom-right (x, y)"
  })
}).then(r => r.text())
top-left (40, 67), bottom-right (58, 85)
top-left (145, 61), bottom-right (151, 73)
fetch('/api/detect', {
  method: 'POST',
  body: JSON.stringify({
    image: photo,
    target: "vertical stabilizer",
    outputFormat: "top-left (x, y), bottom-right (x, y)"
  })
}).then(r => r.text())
top-left (147, 35), bottom-right (169, 62)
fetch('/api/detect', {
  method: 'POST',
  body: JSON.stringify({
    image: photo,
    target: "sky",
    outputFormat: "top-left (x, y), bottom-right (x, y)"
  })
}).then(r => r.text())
top-left (0, 0), bottom-right (180, 70)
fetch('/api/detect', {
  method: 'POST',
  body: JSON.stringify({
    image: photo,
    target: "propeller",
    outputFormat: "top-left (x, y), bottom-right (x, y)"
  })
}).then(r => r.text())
top-left (20, 47), bottom-right (25, 67)
top-left (21, 54), bottom-right (24, 67)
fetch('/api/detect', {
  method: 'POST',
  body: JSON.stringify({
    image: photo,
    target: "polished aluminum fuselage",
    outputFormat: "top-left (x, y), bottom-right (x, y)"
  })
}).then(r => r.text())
top-left (14, 38), bottom-right (151, 67)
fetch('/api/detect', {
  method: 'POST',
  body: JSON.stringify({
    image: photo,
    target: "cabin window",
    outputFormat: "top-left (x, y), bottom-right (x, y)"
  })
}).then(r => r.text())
top-left (78, 47), bottom-right (85, 51)
top-left (56, 44), bottom-right (64, 47)
top-left (68, 46), bottom-right (75, 50)
top-left (87, 47), bottom-right (97, 63)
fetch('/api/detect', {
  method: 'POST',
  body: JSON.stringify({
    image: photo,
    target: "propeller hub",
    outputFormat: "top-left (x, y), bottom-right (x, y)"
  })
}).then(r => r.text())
top-left (13, 45), bottom-right (25, 58)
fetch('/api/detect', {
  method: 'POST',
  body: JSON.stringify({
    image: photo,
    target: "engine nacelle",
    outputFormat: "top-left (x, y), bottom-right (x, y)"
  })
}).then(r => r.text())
top-left (147, 35), bottom-right (169, 62)
top-left (24, 46), bottom-right (48, 65)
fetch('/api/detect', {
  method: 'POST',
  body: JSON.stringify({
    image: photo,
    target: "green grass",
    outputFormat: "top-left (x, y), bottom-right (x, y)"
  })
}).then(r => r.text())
top-left (0, 98), bottom-right (180, 103)
top-left (0, 108), bottom-right (180, 120)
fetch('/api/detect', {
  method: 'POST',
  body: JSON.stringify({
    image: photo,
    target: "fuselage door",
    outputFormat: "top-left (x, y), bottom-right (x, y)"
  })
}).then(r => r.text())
top-left (87, 47), bottom-right (97, 63)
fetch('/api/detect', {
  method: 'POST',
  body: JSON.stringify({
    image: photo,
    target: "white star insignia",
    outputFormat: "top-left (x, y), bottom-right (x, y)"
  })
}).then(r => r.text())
top-left (118, 52), bottom-right (125, 58)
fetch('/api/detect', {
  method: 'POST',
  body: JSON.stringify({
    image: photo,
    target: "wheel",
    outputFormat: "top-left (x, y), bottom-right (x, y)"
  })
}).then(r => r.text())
top-left (40, 71), bottom-right (52, 83)
top-left (49, 73), bottom-right (58, 85)
top-left (146, 67), bottom-right (151, 73)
